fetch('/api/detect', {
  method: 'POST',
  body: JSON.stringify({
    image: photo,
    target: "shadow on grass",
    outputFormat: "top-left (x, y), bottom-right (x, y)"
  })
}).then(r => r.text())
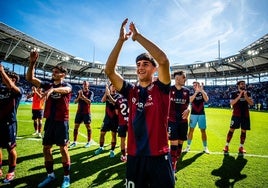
top-left (211, 154), bottom-right (247, 187)
top-left (0, 146), bottom-right (126, 187)
top-left (70, 148), bottom-right (125, 187)
top-left (177, 152), bottom-right (204, 171)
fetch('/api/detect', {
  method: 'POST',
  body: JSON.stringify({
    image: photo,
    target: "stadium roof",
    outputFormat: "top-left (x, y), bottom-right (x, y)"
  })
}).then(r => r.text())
top-left (0, 22), bottom-right (268, 81)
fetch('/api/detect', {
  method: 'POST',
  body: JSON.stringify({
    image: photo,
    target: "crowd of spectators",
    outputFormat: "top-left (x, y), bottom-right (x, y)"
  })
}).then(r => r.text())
top-left (204, 82), bottom-right (268, 110)
top-left (17, 76), bottom-right (268, 111)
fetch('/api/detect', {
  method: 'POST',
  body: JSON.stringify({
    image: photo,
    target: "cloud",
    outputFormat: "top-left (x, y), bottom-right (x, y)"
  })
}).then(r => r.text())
top-left (1, 0), bottom-right (267, 66)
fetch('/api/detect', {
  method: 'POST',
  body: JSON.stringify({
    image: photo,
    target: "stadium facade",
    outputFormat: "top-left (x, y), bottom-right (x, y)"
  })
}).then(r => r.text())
top-left (0, 22), bottom-right (268, 86)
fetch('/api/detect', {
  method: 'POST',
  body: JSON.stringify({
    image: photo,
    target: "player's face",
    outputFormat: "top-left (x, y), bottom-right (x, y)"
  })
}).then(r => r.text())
top-left (193, 82), bottom-right (200, 90)
top-left (83, 81), bottom-right (89, 90)
top-left (52, 68), bottom-right (65, 81)
top-left (239, 82), bottom-right (246, 90)
top-left (109, 84), bottom-right (116, 93)
top-left (175, 74), bottom-right (187, 86)
top-left (136, 60), bottom-right (156, 82)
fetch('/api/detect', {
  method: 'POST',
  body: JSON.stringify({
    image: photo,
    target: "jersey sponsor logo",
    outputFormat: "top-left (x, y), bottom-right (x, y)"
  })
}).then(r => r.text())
top-left (50, 92), bottom-right (62, 99)
top-left (133, 94), bottom-right (154, 111)
top-left (195, 95), bottom-right (203, 100)
top-left (0, 87), bottom-right (11, 99)
top-left (0, 92), bottom-right (11, 99)
top-left (170, 97), bottom-right (187, 104)
top-left (240, 98), bottom-right (246, 102)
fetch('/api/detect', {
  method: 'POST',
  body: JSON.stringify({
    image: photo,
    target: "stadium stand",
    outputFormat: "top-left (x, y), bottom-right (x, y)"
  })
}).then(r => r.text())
top-left (0, 22), bottom-right (268, 108)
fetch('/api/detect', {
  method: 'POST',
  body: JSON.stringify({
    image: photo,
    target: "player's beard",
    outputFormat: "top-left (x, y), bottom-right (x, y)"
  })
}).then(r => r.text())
top-left (240, 86), bottom-right (246, 90)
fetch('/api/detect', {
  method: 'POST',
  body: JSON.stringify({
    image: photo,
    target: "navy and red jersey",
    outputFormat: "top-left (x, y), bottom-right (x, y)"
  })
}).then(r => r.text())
top-left (104, 93), bottom-right (120, 119)
top-left (40, 81), bottom-right (72, 121)
top-left (115, 94), bottom-right (129, 126)
top-left (0, 85), bottom-right (23, 122)
top-left (76, 90), bottom-right (93, 114)
top-left (120, 80), bottom-right (170, 157)
top-left (230, 90), bottom-right (251, 117)
top-left (191, 92), bottom-right (205, 115)
top-left (168, 86), bottom-right (190, 123)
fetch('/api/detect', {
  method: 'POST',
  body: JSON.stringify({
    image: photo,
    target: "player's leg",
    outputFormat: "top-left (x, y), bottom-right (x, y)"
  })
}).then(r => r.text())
top-left (185, 115), bottom-right (198, 152)
top-left (118, 125), bottom-right (127, 161)
top-left (198, 115), bottom-right (209, 153)
top-left (168, 121), bottom-right (179, 172)
top-left (110, 131), bottom-right (117, 158)
top-left (60, 145), bottom-right (71, 188)
top-left (94, 130), bottom-right (106, 155)
top-left (223, 116), bottom-right (239, 153)
top-left (84, 113), bottom-right (92, 147)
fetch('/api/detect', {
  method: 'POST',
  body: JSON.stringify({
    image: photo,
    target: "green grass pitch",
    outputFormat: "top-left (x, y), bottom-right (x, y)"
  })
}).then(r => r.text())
top-left (0, 104), bottom-right (267, 187)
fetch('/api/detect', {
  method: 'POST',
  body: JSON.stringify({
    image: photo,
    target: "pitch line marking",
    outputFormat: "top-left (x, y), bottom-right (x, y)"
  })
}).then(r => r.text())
top-left (184, 150), bottom-right (268, 158)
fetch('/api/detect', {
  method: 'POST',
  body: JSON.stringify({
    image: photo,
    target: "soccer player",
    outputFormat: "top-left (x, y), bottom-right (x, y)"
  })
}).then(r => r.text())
top-left (0, 64), bottom-right (23, 184)
top-left (27, 51), bottom-right (72, 188)
top-left (168, 71), bottom-right (190, 173)
top-left (223, 80), bottom-right (254, 154)
top-left (69, 81), bottom-right (94, 148)
top-left (27, 86), bottom-right (45, 138)
top-left (94, 83), bottom-right (119, 158)
top-left (184, 81), bottom-right (210, 154)
top-left (104, 18), bottom-right (175, 187)
top-left (115, 93), bottom-right (129, 162)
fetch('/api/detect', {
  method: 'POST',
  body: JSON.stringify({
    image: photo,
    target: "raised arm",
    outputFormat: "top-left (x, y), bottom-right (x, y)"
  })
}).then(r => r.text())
top-left (26, 51), bottom-right (42, 87)
top-left (0, 65), bottom-right (20, 93)
top-left (105, 18), bottom-right (131, 91)
top-left (130, 22), bottom-right (171, 85)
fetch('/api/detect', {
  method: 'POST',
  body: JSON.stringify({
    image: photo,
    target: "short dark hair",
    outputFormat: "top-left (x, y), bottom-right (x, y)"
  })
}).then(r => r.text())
top-left (173, 71), bottom-right (185, 78)
top-left (136, 53), bottom-right (157, 67)
top-left (53, 65), bottom-right (68, 74)
top-left (237, 80), bottom-right (245, 85)
top-left (7, 71), bottom-right (19, 83)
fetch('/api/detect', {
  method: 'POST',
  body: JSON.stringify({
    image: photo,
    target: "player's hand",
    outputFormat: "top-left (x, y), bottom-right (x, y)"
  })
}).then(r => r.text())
top-left (78, 90), bottom-right (83, 97)
top-left (129, 21), bottom-right (139, 41)
top-left (200, 83), bottom-right (204, 91)
top-left (0, 64), bottom-right (4, 72)
top-left (195, 84), bottom-right (201, 92)
top-left (42, 88), bottom-right (53, 100)
top-left (30, 51), bottom-right (39, 64)
top-left (182, 109), bottom-right (190, 119)
top-left (243, 90), bottom-right (248, 97)
top-left (119, 18), bottom-right (132, 41)
top-left (106, 86), bottom-right (111, 95)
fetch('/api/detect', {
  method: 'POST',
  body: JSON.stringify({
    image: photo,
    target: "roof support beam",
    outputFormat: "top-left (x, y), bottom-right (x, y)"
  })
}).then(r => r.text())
top-left (4, 38), bottom-right (21, 60)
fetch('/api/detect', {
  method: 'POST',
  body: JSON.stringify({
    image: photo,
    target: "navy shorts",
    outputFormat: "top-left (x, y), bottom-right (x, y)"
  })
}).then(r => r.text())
top-left (126, 154), bottom-right (175, 188)
top-left (101, 116), bottom-right (118, 132)
top-left (32, 109), bottom-right (44, 120)
top-left (43, 118), bottom-right (69, 146)
top-left (168, 121), bottom-right (188, 141)
top-left (0, 121), bottom-right (17, 149)
top-left (74, 113), bottom-right (91, 124)
top-left (230, 116), bottom-right (251, 130)
top-left (118, 125), bottom-right (127, 137)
